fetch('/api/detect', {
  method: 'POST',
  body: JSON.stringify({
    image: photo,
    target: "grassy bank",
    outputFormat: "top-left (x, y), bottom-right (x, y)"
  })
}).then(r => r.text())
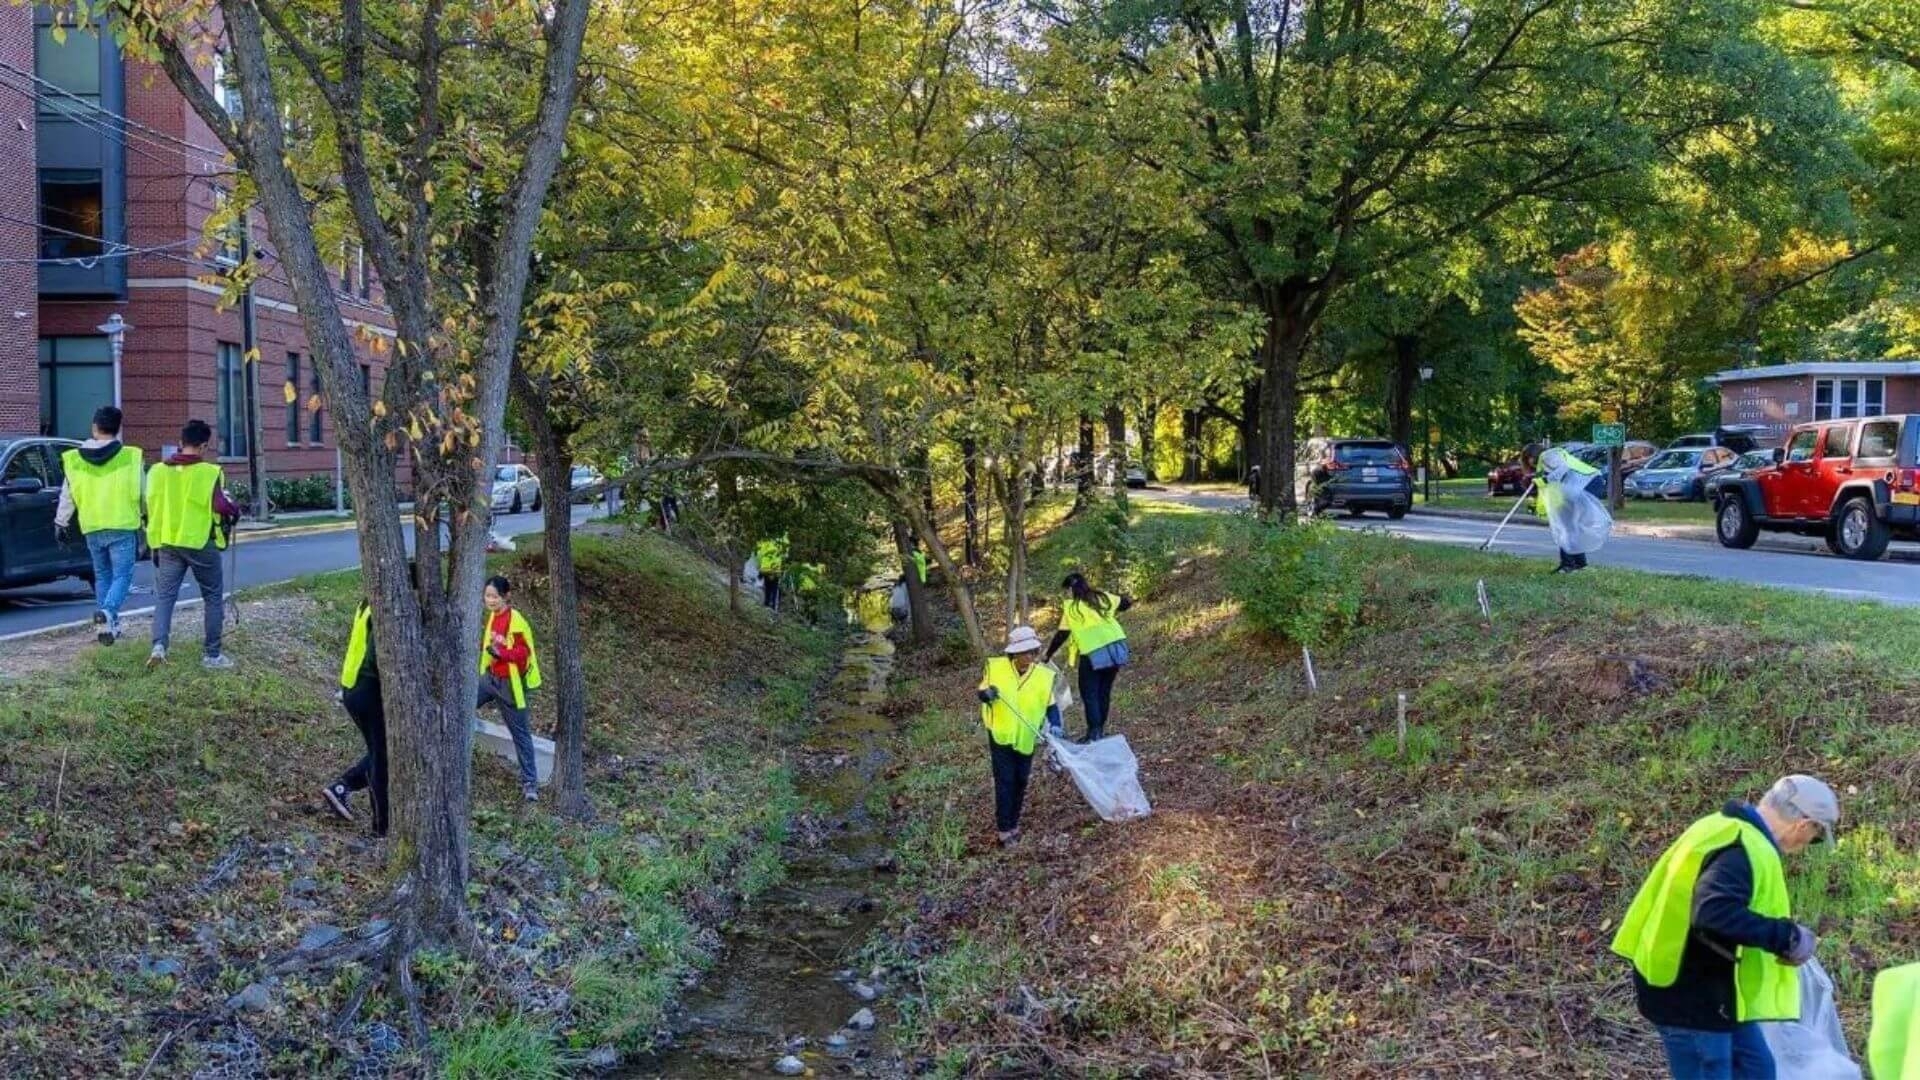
top-left (1421, 479), bottom-right (1713, 526)
top-left (0, 528), bottom-right (835, 1077)
top-left (879, 503), bottom-right (1920, 1077)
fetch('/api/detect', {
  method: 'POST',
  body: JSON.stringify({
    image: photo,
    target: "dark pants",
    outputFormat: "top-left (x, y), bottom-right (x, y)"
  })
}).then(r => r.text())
top-left (989, 739), bottom-right (1033, 834)
top-left (1077, 658), bottom-right (1121, 742)
top-left (1557, 548), bottom-right (1589, 571)
top-left (477, 672), bottom-right (538, 787)
top-left (1655, 1023), bottom-right (1774, 1079)
top-left (761, 576), bottom-right (782, 610)
top-left (336, 681), bottom-right (389, 836)
top-left (152, 541), bottom-right (225, 654)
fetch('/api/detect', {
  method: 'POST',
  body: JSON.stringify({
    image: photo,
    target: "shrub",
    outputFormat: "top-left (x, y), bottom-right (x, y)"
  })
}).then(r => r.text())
top-left (1225, 518), bottom-right (1364, 648)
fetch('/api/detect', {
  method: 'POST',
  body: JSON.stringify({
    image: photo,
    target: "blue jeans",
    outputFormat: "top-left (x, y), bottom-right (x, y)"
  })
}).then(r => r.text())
top-left (85, 528), bottom-right (138, 621)
top-left (1656, 1024), bottom-right (1775, 1079)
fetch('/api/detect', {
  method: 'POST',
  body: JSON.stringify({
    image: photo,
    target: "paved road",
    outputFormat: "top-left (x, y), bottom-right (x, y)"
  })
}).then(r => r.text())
top-left (1138, 486), bottom-right (1920, 607)
top-left (0, 504), bottom-right (605, 639)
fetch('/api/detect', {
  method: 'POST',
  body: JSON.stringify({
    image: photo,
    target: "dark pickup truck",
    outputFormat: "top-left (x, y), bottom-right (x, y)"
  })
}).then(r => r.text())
top-left (1713, 415), bottom-right (1920, 561)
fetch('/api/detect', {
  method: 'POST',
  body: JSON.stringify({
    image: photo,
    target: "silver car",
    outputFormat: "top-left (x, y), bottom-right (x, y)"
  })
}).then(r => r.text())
top-left (1625, 447), bottom-right (1739, 501)
top-left (490, 464), bottom-right (542, 513)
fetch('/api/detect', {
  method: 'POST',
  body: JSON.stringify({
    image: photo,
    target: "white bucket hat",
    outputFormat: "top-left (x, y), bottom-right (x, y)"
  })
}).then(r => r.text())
top-left (1004, 625), bottom-right (1043, 655)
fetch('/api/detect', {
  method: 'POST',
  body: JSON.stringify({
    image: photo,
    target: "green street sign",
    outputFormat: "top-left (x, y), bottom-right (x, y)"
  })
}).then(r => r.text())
top-left (1591, 423), bottom-right (1626, 448)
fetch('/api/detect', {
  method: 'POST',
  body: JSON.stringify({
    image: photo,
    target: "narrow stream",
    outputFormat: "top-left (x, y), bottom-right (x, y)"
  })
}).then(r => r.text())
top-left (626, 584), bottom-right (906, 1079)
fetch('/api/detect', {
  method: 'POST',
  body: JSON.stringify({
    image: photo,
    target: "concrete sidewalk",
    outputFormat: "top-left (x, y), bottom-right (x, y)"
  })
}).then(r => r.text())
top-left (1411, 504), bottom-right (1920, 562)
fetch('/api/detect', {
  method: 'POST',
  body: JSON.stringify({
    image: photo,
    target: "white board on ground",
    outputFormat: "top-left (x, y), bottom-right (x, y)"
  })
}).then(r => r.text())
top-left (472, 717), bottom-right (555, 784)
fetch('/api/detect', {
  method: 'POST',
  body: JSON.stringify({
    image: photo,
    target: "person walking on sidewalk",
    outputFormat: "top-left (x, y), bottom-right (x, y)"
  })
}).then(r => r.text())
top-left (1044, 572), bottom-right (1132, 743)
top-left (1610, 775), bottom-right (1839, 1079)
top-left (146, 420), bottom-right (240, 670)
top-left (977, 625), bottom-right (1061, 847)
top-left (54, 405), bottom-right (144, 645)
top-left (322, 597), bottom-right (389, 836)
top-left (478, 576), bottom-right (543, 802)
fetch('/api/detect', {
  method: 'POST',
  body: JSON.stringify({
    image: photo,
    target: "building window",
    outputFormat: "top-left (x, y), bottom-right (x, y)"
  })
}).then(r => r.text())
top-left (360, 363), bottom-right (371, 396)
top-left (216, 342), bottom-right (248, 457)
top-left (356, 248), bottom-right (371, 300)
top-left (212, 52), bottom-right (242, 117)
top-left (39, 169), bottom-right (104, 258)
top-left (33, 24), bottom-right (101, 119)
top-left (212, 190), bottom-right (246, 266)
top-left (310, 365), bottom-right (325, 443)
top-left (285, 353), bottom-right (301, 445)
top-left (37, 337), bottom-right (113, 439)
top-left (1814, 377), bottom-right (1885, 421)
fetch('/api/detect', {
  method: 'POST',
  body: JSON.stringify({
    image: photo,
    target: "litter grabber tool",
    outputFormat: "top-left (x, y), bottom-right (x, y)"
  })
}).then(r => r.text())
top-left (1480, 481), bottom-right (1536, 552)
top-left (992, 694), bottom-right (1152, 823)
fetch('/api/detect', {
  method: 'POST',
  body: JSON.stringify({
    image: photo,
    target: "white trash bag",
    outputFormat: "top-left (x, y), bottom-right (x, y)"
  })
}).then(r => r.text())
top-left (1546, 483), bottom-right (1613, 555)
top-left (743, 554), bottom-right (762, 591)
top-left (890, 581), bottom-right (910, 617)
top-left (1044, 731), bottom-right (1151, 822)
top-left (1761, 958), bottom-right (1860, 1080)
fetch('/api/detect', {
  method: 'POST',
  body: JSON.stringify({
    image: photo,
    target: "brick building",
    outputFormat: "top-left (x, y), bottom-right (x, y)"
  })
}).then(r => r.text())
top-left (1711, 362), bottom-right (1920, 446)
top-left (0, 11), bottom-right (395, 499)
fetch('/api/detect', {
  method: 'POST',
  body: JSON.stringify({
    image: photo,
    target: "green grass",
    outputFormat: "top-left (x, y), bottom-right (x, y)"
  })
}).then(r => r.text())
top-left (1418, 483), bottom-right (1714, 525)
top-left (439, 1015), bottom-right (565, 1080)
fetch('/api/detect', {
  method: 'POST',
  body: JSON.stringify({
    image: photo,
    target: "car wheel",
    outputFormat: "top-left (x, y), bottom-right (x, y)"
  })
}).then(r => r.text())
top-left (511, 492), bottom-right (523, 514)
top-left (1834, 496), bottom-right (1891, 561)
top-left (1344, 507), bottom-right (1366, 518)
top-left (1387, 506), bottom-right (1407, 520)
top-left (532, 490), bottom-right (542, 512)
top-left (1716, 497), bottom-right (1759, 550)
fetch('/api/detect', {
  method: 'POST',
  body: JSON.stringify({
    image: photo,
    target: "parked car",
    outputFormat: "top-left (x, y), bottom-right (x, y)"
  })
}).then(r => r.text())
top-left (1703, 450), bottom-right (1777, 502)
top-left (1713, 414), bottom-right (1920, 560)
top-left (1667, 425), bottom-right (1766, 454)
top-left (1124, 467), bottom-right (1147, 489)
top-left (1486, 457), bottom-right (1531, 496)
top-left (1624, 447), bottom-right (1742, 501)
top-left (0, 436), bottom-right (98, 589)
top-left (569, 465), bottom-right (605, 503)
top-left (1616, 441), bottom-right (1660, 476)
top-left (490, 464), bottom-right (542, 513)
top-left (1307, 438), bottom-right (1412, 518)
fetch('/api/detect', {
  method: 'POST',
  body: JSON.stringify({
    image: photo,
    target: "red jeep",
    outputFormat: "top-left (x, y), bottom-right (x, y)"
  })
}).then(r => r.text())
top-left (1713, 415), bottom-right (1920, 560)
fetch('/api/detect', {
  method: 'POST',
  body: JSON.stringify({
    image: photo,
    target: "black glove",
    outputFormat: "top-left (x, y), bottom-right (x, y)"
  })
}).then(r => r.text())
top-left (54, 521), bottom-right (75, 545)
top-left (977, 687), bottom-right (998, 704)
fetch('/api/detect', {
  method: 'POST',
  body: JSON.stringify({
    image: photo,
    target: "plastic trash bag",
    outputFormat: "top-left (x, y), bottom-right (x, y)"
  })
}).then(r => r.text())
top-left (1043, 731), bottom-right (1151, 822)
top-left (743, 554), bottom-right (762, 590)
top-left (1545, 482), bottom-right (1613, 555)
top-left (1762, 959), bottom-right (1861, 1080)
top-left (890, 581), bottom-right (909, 617)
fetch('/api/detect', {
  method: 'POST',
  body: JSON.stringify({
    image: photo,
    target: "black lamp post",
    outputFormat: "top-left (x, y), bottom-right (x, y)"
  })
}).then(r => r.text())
top-left (1419, 365), bottom-right (1435, 501)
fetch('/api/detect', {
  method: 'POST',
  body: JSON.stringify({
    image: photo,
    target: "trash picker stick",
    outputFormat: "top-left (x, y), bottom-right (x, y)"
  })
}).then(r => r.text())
top-left (1479, 482), bottom-right (1536, 552)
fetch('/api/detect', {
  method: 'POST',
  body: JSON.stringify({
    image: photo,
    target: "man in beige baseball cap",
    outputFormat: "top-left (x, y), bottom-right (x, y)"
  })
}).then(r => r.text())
top-left (1611, 774), bottom-right (1839, 1077)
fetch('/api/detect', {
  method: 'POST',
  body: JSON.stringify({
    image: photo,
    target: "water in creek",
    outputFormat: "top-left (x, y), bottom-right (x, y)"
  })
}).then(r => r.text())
top-left (625, 584), bottom-right (907, 1079)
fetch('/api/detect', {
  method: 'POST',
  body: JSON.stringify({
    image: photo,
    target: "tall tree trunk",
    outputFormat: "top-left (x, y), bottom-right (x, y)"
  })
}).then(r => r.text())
top-left (894, 491), bottom-right (986, 658)
top-left (961, 436), bottom-right (981, 567)
top-left (1389, 335), bottom-right (1420, 452)
top-left (1181, 409), bottom-right (1203, 482)
top-left (1074, 412), bottom-right (1096, 509)
top-left (513, 378), bottom-right (590, 820)
top-left (1104, 405), bottom-right (1128, 490)
top-left (1256, 288), bottom-right (1318, 517)
top-left (1240, 378), bottom-right (1261, 484)
top-left (1139, 399), bottom-right (1159, 482)
top-left (892, 519), bottom-right (934, 643)
top-left (719, 464), bottom-right (742, 614)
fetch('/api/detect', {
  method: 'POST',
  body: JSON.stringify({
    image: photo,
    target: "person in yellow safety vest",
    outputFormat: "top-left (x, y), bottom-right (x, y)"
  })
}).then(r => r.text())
top-left (756, 535), bottom-right (789, 611)
top-left (977, 625), bottom-right (1062, 847)
top-left (53, 405), bottom-right (144, 645)
top-left (478, 575), bottom-right (544, 802)
top-left (1522, 442), bottom-right (1603, 573)
top-left (1872, 963), bottom-right (1920, 1080)
top-left (910, 545), bottom-right (929, 586)
top-left (322, 599), bottom-right (389, 836)
top-left (1610, 775), bottom-right (1839, 1079)
top-left (1043, 572), bottom-right (1132, 743)
top-left (145, 419), bottom-right (241, 670)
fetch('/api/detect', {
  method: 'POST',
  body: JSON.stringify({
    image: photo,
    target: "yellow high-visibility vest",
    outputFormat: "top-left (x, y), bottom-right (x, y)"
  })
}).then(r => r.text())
top-left (757, 536), bottom-right (788, 575)
top-left (340, 604), bottom-right (374, 690)
top-left (479, 608), bottom-right (543, 709)
top-left (1061, 592), bottom-right (1126, 663)
top-left (1610, 813), bottom-right (1799, 1022)
top-left (145, 461), bottom-right (227, 550)
top-left (1872, 964), bottom-right (1920, 1080)
top-left (62, 445), bottom-right (144, 533)
top-left (979, 657), bottom-right (1056, 755)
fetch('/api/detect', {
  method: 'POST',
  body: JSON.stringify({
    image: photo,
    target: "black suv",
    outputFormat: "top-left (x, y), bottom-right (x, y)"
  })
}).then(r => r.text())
top-left (0, 436), bottom-right (102, 588)
top-left (1308, 438), bottom-right (1413, 518)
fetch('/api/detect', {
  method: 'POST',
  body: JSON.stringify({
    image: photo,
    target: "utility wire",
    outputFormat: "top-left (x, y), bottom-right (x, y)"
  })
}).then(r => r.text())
top-left (0, 56), bottom-right (232, 164)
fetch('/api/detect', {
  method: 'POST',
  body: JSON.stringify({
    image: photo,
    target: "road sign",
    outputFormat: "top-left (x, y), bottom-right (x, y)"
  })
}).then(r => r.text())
top-left (1591, 423), bottom-right (1626, 448)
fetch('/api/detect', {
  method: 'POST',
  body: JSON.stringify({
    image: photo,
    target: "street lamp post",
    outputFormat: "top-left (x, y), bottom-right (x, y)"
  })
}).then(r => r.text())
top-left (96, 314), bottom-right (130, 410)
top-left (1418, 365), bottom-right (1435, 502)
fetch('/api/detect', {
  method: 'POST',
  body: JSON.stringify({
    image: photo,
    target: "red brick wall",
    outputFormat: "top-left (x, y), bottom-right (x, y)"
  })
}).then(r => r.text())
top-left (0, 4), bottom-right (38, 434)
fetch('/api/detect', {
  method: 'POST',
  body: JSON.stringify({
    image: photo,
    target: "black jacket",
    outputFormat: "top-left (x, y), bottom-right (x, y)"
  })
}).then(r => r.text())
top-left (1632, 802), bottom-right (1799, 1031)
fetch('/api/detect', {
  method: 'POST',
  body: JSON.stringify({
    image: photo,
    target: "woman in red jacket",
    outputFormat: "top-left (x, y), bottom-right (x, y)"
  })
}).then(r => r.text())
top-left (477, 576), bottom-right (543, 801)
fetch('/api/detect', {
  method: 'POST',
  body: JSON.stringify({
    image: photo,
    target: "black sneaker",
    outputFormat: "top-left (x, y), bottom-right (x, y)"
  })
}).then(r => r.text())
top-left (94, 611), bottom-right (112, 646)
top-left (322, 784), bottom-right (354, 822)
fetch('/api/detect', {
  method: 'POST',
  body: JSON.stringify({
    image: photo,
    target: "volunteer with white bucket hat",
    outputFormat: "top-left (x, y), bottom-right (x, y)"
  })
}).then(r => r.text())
top-left (977, 625), bottom-right (1062, 847)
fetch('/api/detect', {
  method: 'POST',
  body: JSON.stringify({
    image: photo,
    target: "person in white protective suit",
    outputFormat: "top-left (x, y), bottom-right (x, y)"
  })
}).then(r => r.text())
top-left (1522, 442), bottom-right (1611, 573)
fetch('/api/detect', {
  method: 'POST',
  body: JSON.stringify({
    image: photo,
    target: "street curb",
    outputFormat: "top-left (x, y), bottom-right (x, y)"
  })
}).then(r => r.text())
top-left (1410, 507), bottom-right (1920, 562)
top-left (234, 520), bottom-right (357, 544)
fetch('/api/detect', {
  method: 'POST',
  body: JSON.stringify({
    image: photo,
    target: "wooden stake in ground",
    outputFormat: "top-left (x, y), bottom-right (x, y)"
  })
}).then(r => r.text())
top-left (1396, 693), bottom-right (1409, 755)
top-left (1477, 578), bottom-right (1491, 623)
top-left (1302, 645), bottom-right (1318, 693)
